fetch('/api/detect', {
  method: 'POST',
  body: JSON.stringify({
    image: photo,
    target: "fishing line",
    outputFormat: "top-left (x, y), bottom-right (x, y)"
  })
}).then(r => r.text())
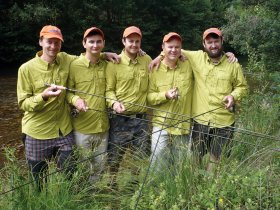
top-left (51, 83), bottom-right (279, 141)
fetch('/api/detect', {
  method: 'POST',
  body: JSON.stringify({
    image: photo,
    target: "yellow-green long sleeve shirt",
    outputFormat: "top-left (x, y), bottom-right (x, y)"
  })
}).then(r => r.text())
top-left (182, 50), bottom-right (248, 127)
top-left (105, 50), bottom-right (151, 114)
top-left (17, 51), bottom-right (76, 139)
top-left (66, 54), bottom-right (109, 134)
top-left (147, 61), bottom-right (193, 135)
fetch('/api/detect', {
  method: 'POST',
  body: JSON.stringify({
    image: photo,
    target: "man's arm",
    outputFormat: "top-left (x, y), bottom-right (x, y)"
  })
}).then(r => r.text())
top-left (102, 52), bottom-right (120, 63)
top-left (147, 73), bottom-right (170, 106)
top-left (66, 65), bottom-right (88, 112)
top-left (105, 63), bottom-right (119, 108)
top-left (17, 67), bottom-right (51, 112)
top-left (230, 64), bottom-right (248, 102)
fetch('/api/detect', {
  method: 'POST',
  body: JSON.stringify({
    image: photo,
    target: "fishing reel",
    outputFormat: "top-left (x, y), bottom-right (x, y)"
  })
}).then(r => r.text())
top-left (70, 107), bottom-right (79, 118)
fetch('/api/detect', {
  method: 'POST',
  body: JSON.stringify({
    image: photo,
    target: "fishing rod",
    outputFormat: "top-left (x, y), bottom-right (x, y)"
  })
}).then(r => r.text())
top-left (45, 83), bottom-right (279, 141)
top-left (45, 83), bottom-right (192, 119)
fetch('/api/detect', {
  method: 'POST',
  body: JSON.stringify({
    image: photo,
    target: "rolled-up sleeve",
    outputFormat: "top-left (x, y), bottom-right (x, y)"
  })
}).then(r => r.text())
top-left (231, 64), bottom-right (248, 101)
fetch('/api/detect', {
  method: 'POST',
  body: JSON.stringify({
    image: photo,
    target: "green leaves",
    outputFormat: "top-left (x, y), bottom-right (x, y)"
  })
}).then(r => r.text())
top-left (0, 0), bottom-right (232, 65)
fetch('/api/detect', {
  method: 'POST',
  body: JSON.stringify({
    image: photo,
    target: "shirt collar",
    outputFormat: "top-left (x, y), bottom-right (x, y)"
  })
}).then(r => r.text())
top-left (206, 52), bottom-right (226, 65)
top-left (160, 60), bottom-right (180, 72)
top-left (80, 53), bottom-right (102, 68)
top-left (120, 49), bottom-right (140, 66)
top-left (36, 51), bottom-right (60, 70)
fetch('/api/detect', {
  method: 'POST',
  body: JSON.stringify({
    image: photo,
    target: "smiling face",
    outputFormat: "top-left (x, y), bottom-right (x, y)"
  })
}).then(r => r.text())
top-left (39, 37), bottom-right (62, 60)
top-left (203, 34), bottom-right (223, 58)
top-left (122, 33), bottom-right (141, 58)
top-left (162, 38), bottom-right (182, 62)
top-left (83, 34), bottom-right (105, 56)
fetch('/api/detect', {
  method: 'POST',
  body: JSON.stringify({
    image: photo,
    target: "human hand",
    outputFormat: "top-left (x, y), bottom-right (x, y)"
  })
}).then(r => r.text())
top-left (113, 101), bottom-right (125, 113)
top-left (75, 98), bottom-right (88, 112)
top-left (223, 95), bottom-right (235, 109)
top-left (165, 87), bottom-right (179, 100)
top-left (148, 55), bottom-right (162, 72)
top-left (225, 52), bottom-right (238, 63)
top-left (138, 49), bottom-right (146, 56)
top-left (179, 53), bottom-right (187, 61)
top-left (41, 84), bottom-right (64, 101)
top-left (105, 52), bottom-right (120, 64)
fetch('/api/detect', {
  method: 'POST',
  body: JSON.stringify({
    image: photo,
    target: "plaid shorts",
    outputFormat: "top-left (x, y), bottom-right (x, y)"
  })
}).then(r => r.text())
top-left (191, 121), bottom-right (234, 157)
top-left (25, 132), bottom-right (74, 161)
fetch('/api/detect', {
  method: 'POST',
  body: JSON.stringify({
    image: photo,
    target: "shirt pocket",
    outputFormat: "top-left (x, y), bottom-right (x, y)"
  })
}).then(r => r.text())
top-left (97, 70), bottom-right (106, 94)
top-left (177, 74), bottom-right (192, 96)
top-left (33, 79), bottom-right (46, 94)
top-left (156, 79), bottom-right (172, 93)
top-left (139, 68), bottom-right (148, 92)
top-left (55, 70), bottom-right (68, 86)
top-left (75, 73), bottom-right (95, 93)
top-left (217, 73), bottom-right (232, 94)
top-left (116, 71), bottom-right (134, 92)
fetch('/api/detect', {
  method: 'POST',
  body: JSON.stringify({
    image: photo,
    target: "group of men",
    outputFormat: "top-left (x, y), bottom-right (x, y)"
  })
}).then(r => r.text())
top-left (17, 24), bottom-right (247, 187)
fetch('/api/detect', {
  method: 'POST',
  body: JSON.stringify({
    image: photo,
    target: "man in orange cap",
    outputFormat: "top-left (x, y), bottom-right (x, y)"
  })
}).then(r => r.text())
top-left (183, 28), bottom-right (247, 171)
top-left (147, 32), bottom-right (193, 168)
top-left (17, 25), bottom-right (76, 188)
top-left (66, 27), bottom-right (109, 182)
top-left (105, 26), bottom-right (152, 180)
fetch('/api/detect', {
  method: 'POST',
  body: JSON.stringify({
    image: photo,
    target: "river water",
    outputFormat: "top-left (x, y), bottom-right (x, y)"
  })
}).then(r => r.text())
top-left (0, 75), bottom-right (23, 166)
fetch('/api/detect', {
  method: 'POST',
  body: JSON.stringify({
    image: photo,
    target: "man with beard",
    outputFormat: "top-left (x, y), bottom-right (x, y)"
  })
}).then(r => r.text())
top-left (182, 28), bottom-right (247, 171)
top-left (149, 28), bottom-right (247, 171)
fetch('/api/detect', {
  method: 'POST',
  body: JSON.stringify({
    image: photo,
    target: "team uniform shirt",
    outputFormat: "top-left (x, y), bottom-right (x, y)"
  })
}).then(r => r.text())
top-left (182, 50), bottom-right (248, 128)
top-left (147, 60), bottom-right (193, 135)
top-left (67, 53), bottom-right (109, 134)
top-left (17, 51), bottom-right (76, 139)
top-left (105, 50), bottom-right (151, 114)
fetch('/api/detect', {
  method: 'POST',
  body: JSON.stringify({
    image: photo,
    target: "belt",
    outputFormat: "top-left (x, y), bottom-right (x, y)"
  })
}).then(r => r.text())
top-left (116, 113), bottom-right (146, 119)
top-left (129, 113), bottom-right (146, 119)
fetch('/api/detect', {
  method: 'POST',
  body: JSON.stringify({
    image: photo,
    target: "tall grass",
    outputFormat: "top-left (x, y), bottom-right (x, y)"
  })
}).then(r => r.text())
top-left (130, 92), bottom-right (279, 209)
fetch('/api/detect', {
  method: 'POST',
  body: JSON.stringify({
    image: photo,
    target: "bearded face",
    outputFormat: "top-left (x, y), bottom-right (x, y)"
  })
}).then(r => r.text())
top-left (203, 36), bottom-right (223, 58)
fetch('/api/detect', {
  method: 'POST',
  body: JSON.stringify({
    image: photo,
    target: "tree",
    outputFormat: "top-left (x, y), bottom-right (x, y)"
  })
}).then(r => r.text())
top-left (223, 0), bottom-right (280, 71)
top-left (0, 0), bottom-right (232, 68)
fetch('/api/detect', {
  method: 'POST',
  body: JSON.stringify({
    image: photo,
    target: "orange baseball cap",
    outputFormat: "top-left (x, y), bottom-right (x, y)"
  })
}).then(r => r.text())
top-left (203, 28), bottom-right (222, 40)
top-left (123, 26), bottom-right (142, 38)
top-left (40, 25), bottom-right (64, 41)
top-left (163, 32), bottom-right (182, 43)
top-left (83, 27), bottom-right (104, 39)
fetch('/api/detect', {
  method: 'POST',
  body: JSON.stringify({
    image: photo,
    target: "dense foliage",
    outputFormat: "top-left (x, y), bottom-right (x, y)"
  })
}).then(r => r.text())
top-left (0, 0), bottom-right (231, 66)
top-left (223, 0), bottom-right (280, 72)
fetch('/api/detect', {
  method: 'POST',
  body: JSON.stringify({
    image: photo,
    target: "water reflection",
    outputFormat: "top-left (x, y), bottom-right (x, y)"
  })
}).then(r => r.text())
top-left (0, 75), bottom-right (23, 166)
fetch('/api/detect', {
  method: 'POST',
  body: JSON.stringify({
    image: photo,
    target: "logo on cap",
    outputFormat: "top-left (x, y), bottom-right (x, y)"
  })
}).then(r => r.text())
top-left (40, 25), bottom-right (64, 41)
